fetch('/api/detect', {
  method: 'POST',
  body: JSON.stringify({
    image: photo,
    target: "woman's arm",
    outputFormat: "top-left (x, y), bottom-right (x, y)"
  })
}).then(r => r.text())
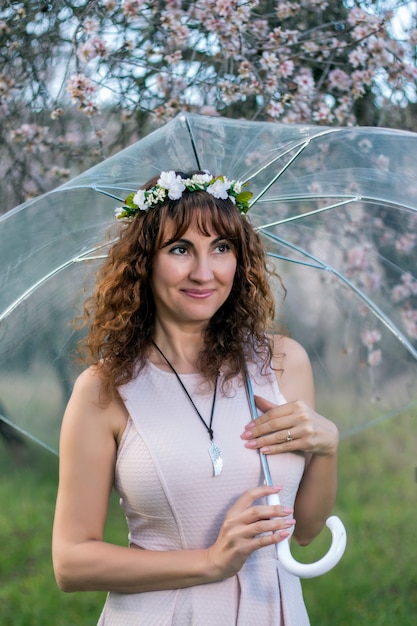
top-left (241, 335), bottom-right (339, 545)
top-left (52, 367), bottom-right (295, 593)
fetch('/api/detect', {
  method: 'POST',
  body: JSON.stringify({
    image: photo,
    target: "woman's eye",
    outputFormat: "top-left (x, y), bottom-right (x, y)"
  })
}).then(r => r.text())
top-left (170, 245), bottom-right (188, 255)
top-left (214, 242), bottom-right (231, 253)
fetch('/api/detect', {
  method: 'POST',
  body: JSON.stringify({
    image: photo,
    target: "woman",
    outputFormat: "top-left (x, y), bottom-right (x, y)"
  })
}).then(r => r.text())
top-left (52, 171), bottom-right (339, 625)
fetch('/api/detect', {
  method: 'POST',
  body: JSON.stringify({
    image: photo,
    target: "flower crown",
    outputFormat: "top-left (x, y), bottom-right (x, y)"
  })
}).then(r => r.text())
top-left (115, 171), bottom-right (252, 220)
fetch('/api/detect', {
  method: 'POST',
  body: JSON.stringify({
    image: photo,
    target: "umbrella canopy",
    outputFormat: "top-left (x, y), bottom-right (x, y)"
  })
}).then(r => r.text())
top-left (1, 113), bottom-right (416, 453)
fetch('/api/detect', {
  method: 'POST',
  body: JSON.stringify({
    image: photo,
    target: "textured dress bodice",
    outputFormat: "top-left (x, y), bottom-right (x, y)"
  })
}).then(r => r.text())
top-left (97, 360), bottom-right (310, 625)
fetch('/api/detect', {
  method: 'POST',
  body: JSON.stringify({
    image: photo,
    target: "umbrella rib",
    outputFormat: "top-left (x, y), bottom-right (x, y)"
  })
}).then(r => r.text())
top-left (184, 115), bottom-right (202, 170)
top-left (244, 127), bottom-right (340, 184)
top-left (262, 231), bottom-right (417, 361)
top-left (0, 413), bottom-right (58, 456)
top-left (254, 197), bottom-right (359, 230)
top-left (246, 128), bottom-right (342, 205)
top-left (0, 242), bottom-right (112, 323)
top-left (248, 142), bottom-right (311, 206)
top-left (266, 252), bottom-right (325, 270)
top-left (343, 400), bottom-right (417, 438)
top-left (93, 186), bottom-right (131, 201)
top-left (254, 195), bottom-right (417, 230)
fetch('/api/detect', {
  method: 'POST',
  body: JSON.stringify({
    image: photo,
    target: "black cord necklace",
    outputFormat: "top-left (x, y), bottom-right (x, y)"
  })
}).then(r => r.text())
top-left (152, 341), bottom-right (223, 477)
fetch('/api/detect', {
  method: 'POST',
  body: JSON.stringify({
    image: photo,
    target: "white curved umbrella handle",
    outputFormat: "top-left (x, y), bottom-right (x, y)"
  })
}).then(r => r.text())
top-left (267, 493), bottom-right (347, 578)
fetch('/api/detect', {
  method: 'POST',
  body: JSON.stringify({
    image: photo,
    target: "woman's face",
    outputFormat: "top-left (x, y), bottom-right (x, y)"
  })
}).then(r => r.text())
top-left (150, 220), bottom-right (237, 328)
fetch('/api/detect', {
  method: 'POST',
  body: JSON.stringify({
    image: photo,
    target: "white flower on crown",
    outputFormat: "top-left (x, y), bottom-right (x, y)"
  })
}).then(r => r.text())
top-left (207, 177), bottom-right (231, 200)
top-left (115, 170), bottom-right (252, 219)
top-left (232, 180), bottom-right (242, 194)
top-left (158, 171), bottom-right (186, 200)
top-left (132, 189), bottom-right (148, 211)
top-left (189, 172), bottom-right (213, 186)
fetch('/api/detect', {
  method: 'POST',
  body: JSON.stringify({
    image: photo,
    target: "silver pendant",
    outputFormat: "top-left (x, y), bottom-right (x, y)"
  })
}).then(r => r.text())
top-left (208, 440), bottom-right (223, 477)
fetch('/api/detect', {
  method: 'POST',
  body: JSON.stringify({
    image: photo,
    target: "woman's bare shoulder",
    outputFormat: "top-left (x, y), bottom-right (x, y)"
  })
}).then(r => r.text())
top-left (65, 366), bottom-right (128, 441)
top-left (269, 334), bottom-right (315, 405)
top-left (72, 366), bottom-right (104, 399)
top-left (270, 334), bottom-right (311, 369)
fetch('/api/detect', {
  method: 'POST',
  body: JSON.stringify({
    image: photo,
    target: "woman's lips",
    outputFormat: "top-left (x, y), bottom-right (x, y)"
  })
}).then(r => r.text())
top-left (181, 289), bottom-right (214, 299)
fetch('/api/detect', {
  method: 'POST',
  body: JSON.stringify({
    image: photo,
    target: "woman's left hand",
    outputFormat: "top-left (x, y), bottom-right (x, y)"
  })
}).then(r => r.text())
top-left (240, 395), bottom-right (338, 457)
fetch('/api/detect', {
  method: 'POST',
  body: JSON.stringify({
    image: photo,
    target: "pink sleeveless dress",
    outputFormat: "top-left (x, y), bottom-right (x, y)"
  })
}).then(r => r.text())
top-left (97, 360), bottom-right (310, 625)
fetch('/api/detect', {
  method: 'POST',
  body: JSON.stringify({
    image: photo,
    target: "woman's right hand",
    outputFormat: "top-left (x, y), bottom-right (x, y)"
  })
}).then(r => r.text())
top-left (207, 485), bottom-right (295, 580)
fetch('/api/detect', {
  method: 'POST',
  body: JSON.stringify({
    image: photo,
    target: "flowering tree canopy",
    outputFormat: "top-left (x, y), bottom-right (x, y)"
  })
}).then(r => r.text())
top-left (1, 0), bottom-right (417, 210)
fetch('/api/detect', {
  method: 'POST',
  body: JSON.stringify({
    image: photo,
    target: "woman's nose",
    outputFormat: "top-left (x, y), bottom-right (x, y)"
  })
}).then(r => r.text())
top-left (189, 255), bottom-right (214, 281)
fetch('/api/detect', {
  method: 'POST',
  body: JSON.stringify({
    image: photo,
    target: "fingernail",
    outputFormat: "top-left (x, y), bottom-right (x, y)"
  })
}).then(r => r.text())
top-left (244, 440), bottom-right (257, 449)
top-left (240, 430), bottom-right (252, 439)
top-left (244, 421), bottom-right (255, 429)
top-left (283, 507), bottom-right (293, 514)
top-left (260, 446), bottom-right (269, 453)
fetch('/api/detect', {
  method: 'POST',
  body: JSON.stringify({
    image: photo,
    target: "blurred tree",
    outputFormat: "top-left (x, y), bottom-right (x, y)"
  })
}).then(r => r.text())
top-left (1, 0), bottom-right (417, 212)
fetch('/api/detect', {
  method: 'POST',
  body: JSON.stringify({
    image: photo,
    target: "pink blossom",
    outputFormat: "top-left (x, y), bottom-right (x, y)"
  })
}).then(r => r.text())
top-left (0, 74), bottom-right (15, 99)
top-left (395, 234), bottom-right (415, 255)
top-left (376, 154), bottom-right (390, 172)
top-left (367, 349), bottom-right (382, 366)
top-left (348, 48), bottom-right (368, 68)
top-left (313, 104), bottom-right (333, 123)
top-left (352, 25), bottom-right (374, 40)
top-left (328, 69), bottom-right (352, 91)
top-left (260, 52), bottom-right (278, 71)
top-left (50, 166), bottom-right (70, 179)
top-left (267, 100), bottom-right (284, 118)
top-left (401, 308), bottom-right (417, 339)
top-left (294, 71), bottom-right (315, 94)
top-left (50, 108), bottom-right (64, 120)
top-left (361, 329), bottom-right (381, 348)
top-left (83, 100), bottom-right (99, 116)
top-left (358, 139), bottom-right (372, 153)
top-left (66, 74), bottom-right (95, 102)
top-left (277, 60), bottom-right (294, 79)
top-left (276, 2), bottom-right (298, 20)
top-left (252, 19), bottom-right (268, 38)
top-left (347, 245), bottom-right (371, 271)
top-left (122, 0), bottom-right (146, 18)
top-left (402, 273), bottom-right (417, 292)
top-left (78, 37), bottom-right (108, 63)
top-left (238, 61), bottom-right (253, 79)
top-left (308, 182), bottom-right (323, 194)
top-left (392, 284), bottom-right (409, 303)
top-left (348, 8), bottom-right (368, 26)
top-left (214, 0), bottom-right (234, 18)
top-left (392, 273), bottom-right (417, 302)
top-left (264, 76), bottom-right (278, 93)
top-left (362, 272), bottom-right (381, 292)
top-left (83, 18), bottom-right (99, 34)
top-left (403, 64), bottom-right (417, 81)
top-left (11, 123), bottom-right (48, 143)
top-left (164, 51), bottom-right (182, 64)
top-left (302, 41), bottom-right (319, 54)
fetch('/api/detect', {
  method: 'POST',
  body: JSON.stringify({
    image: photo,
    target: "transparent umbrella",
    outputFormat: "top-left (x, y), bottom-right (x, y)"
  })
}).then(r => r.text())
top-left (1, 113), bottom-right (415, 453)
top-left (2, 112), bottom-right (416, 578)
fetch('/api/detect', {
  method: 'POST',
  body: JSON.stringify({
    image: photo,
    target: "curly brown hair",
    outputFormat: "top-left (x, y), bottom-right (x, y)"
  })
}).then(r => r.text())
top-left (77, 171), bottom-right (284, 398)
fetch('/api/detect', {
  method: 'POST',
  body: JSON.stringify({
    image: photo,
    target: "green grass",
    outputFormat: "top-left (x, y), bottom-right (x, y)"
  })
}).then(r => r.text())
top-left (0, 410), bottom-right (416, 624)
top-left (0, 441), bottom-right (126, 625)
